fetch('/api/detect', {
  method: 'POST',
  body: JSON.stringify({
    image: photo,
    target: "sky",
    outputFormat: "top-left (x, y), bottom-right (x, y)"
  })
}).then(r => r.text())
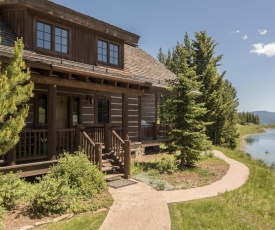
top-left (53, 0), bottom-right (275, 112)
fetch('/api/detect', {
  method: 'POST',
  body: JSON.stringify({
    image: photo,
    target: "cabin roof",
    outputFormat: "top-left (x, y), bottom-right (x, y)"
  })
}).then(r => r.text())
top-left (0, 0), bottom-right (140, 46)
top-left (0, 5), bottom-right (176, 90)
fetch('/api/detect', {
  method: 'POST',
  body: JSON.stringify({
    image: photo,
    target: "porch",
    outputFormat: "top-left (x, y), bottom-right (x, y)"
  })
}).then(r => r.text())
top-left (0, 123), bottom-right (168, 178)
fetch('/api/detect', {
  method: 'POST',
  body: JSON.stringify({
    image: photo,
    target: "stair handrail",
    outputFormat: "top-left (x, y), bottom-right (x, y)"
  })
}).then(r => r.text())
top-left (80, 130), bottom-right (102, 170)
top-left (110, 128), bottom-right (131, 179)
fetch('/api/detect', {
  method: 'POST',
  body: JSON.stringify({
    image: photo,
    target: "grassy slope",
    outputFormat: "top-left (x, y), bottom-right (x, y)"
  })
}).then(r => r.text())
top-left (169, 124), bottom-right (275, 230)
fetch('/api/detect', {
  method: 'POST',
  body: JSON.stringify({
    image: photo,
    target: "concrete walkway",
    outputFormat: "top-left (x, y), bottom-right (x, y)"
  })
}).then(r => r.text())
top-left (100, 150), bottom-right (250, 230)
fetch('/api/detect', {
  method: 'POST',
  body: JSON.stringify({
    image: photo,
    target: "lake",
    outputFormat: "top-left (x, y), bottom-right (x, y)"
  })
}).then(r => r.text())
top-left (244, 129), bottom-right (275, 165)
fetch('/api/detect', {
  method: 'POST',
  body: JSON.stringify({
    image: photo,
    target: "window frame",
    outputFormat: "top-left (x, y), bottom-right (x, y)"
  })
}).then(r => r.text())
top-left (34, 18), bottom-right (71, 57)
top-left (97, 39), bottom-right (121, 67)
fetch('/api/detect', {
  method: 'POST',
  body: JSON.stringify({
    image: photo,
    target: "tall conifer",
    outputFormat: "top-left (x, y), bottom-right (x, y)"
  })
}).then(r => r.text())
top-left (0, 39), bottom-right (34, 155)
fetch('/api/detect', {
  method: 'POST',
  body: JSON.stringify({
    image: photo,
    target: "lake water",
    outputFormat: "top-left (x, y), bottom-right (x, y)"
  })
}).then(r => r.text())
top-left (244, 129), bottom-right (275, 165)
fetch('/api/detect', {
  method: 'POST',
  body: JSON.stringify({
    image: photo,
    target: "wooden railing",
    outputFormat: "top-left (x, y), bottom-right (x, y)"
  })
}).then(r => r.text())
top-left (57, 128), bottom-right (76, 155)
top-left (141, 123), bottom-right (168, 140)
top-left (15, 129), bottom-right (49, 162)
top-left (79, 130), bottom-right (102, 170)
top-left (110, 129), bottom-right (131, 179)
top-left (84, 125), bottom-right (105, 143)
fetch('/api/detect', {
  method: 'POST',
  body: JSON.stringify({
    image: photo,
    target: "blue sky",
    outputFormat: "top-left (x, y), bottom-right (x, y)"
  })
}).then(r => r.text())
top-left (53, 0), bottom-right (275, 112)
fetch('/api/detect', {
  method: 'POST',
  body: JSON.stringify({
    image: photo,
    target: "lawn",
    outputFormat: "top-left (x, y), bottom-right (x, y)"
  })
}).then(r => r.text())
top-left (169, 124), bottom-right (275, 229)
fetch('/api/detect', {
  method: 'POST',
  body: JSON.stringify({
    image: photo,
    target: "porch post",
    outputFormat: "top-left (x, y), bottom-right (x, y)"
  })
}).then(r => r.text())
top-left (124, 140), bottom-right (131, 179)
top-left (122, 93), bottom-right (129, 140)
top-left (48, 84), bottom-right (57, 160)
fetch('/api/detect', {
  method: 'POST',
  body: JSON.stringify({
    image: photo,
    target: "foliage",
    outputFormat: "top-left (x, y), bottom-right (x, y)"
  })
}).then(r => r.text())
top-left (28, 176), bottom-right (71, 217)
top-left (133, 155), bottom-right (178, 174)
top-left (0, 172), bottom-right (28, 210)
top-left (158, 31), bottom-right (239, 149)
top-left (28, 151), bottom-right (109, 217)
top-left (48, 151), bottom-right (107, 197)
top-left (238, 111), bottom-right (260, 125)
top-left (0, 39), bottom-right (34, 155)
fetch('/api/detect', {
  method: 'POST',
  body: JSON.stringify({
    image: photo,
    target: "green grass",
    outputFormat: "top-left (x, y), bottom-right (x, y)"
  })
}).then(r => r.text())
top-left (169, 124), bottom-right (275, 229)
top-left (37, 212), bottom-right (107, 230)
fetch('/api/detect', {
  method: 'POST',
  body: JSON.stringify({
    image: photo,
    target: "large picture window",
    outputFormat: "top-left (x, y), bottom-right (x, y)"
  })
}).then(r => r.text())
top-left (97, 40), bottom-right (119, 66)
top-left (36, 21), bottom-right (69, 54)
top-left (98, 98), bottom-right (109, 123)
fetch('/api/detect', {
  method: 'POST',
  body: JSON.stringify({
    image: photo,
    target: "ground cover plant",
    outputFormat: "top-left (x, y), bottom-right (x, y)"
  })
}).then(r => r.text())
top-left (169, 124), bottom-right (275, 229)
top-left (132, 152), bottom-right (229, 191)
top-left (1, 151), bottom-right (113, 229)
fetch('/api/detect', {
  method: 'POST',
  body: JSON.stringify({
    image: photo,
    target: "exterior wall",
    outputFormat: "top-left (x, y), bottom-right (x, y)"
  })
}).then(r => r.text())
top-left (28, 84), bottom-right (141, 141)
top-left (0, 8), bottom-right (124, 67)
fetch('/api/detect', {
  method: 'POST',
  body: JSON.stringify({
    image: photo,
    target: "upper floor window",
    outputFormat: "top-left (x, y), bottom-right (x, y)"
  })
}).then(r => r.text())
top-left (55, 27), bottom-right (68, 54)
top-left (36, 21), bottom-right (69, 54)
top-left (37, 22), bottom-right (51, 50)
top-left (97, 40), bottom-right (119, 66)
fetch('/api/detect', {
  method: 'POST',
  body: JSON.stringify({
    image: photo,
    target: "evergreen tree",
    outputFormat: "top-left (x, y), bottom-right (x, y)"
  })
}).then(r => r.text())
top-left (0, 39), bottom-right (34, 155)
top-left (166, 47), bottom-right (210, 166)
top-left (158, 31), bottom-right (239, 149)
top-left (192, 31), bottom-right (239, 148)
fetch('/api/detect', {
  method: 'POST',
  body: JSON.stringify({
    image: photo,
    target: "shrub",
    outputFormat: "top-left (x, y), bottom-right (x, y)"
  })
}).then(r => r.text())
top-left (28, 176), bottom-right (71, 217)
top-left (153, 155), bottom-right (178, 174)
top-left (28, 150), bottom-right (108, 216)
top-left (0, 172), bottom-right (27, 210)
top-left (49, 151), bottom-right (107, 197)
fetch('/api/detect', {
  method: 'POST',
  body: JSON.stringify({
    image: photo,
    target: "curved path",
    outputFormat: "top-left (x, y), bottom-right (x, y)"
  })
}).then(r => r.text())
top-left (100, 150), bottom-right (250, 230)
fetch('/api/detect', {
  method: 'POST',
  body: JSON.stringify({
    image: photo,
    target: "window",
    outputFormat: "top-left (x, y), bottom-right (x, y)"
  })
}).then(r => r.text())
top-left (97, 40), bottom-right (119, 66)
top-left (38, 94), bottom-right (47, 124)
top-left (98, 40), bottom-right (108, 63)
top-left (72, 97), bottom-right (80, 126)
top-left (110, 44), bottom-right (119, 65)
top-left (55, 27), bottom-right (68, 53)
top-left (37, 22), bottom-right (51, 50)
top-left (36, 21), bottom-right (69, 54)
top-left (98, 98), bottom-right (109, 123)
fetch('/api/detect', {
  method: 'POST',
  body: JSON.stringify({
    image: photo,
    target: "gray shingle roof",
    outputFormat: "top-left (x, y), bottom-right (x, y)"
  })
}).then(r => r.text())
top-left (0, 16), bottom-right (17, 47)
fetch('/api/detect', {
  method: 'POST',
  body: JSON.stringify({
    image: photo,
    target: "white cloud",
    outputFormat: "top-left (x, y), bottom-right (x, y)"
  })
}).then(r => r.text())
top-left (242, 35), bottom-right (248, 40)
top-left (232, 30), bottom-right (240, 34)
top-left (250, 43), bottom-right (275, 57)
top-left (258, 29), bottom-right (268, 35)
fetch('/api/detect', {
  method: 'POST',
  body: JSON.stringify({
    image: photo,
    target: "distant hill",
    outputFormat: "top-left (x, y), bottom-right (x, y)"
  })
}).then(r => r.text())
top-left (252, 111), bottom-right (275, 124)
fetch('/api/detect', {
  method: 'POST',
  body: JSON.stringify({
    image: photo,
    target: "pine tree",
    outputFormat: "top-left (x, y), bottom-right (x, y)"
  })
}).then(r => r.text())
top-left (166, 47), bottom-right (210, 166)
top-left (0, 39), bottom-right (34, 155)
top-left (192, 31), bottom-right (239, 148)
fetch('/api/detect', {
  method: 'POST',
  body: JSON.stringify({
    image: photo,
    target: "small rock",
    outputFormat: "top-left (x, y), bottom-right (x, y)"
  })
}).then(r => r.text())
top-left (53, 213), bottom-right (70, 223)
top-left (20, 225), bottom-right (34, 230)
top-left (34, 219), bottom-right (52, 226)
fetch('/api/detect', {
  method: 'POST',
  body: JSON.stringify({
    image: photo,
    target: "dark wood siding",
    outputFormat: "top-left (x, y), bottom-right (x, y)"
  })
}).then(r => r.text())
top-left (0, 8), bottom-right (123, 67)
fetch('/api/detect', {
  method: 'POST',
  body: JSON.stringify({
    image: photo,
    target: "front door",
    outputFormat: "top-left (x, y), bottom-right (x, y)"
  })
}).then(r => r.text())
top-left (56, 96), bottom-right (69, 129)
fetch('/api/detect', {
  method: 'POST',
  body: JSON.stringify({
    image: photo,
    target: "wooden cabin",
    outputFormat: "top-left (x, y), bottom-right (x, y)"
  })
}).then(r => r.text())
top-left (0, 0), bottom-right (176, 178)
